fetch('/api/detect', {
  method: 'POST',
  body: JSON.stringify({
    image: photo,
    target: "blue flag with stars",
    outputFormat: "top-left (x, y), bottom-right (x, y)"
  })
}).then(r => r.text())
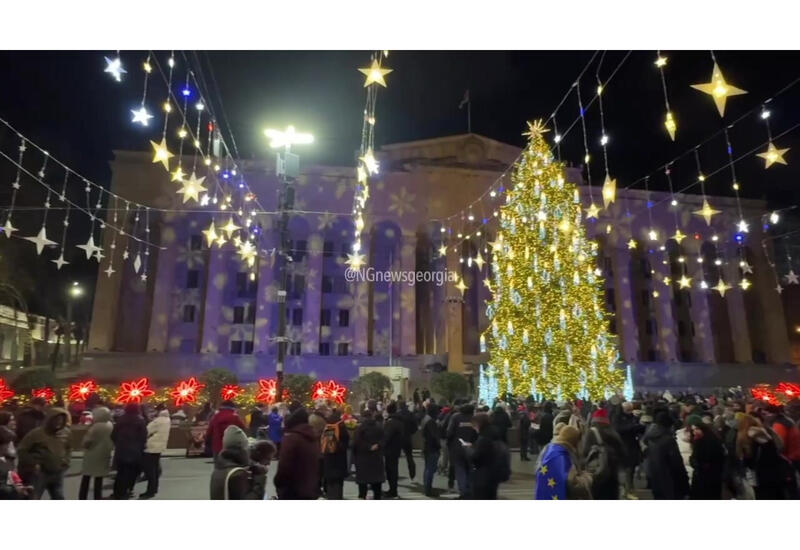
top-left (534, 443), bottom-right (571, 500)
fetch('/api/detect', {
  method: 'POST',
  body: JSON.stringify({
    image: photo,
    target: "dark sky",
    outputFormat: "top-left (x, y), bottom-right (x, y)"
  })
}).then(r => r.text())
top-left (1, 50), bottom-right (800, 317)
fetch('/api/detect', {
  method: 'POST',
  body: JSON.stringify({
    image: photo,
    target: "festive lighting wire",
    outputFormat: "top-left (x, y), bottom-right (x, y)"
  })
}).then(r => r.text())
top-left (2, 136), bottom-right (26, 235)
top-left (723, 128), bottom-right (746, 225)
top-left (575, 76), bottom-right (594, 205)
top-left (656, 50), bottom-right (676, 141)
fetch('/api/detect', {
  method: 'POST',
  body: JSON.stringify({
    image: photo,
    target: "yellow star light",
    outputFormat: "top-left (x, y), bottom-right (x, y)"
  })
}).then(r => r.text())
top-left (359, 148), bottom-right (379, 175)
top-left (665, 111), bottom-right (677, 141)
top-left (655, 56), bottom-right (668, 68)
top-left (176, 172), bottom-right (208, 204)
top-left (202, 222), bottom-right (218, 247)
top-left (678, 275), bottom-right (692, 289)
top-left (215, 233), bottom-right (227, 247)
top-left (627, 239), bottom-right (637, 250)
top-left (238, 241), bottom-right (257, 267)
top-left (663, 276), bottom-right (671, 286)
top-left (585, 203), bottom-right (600, 219)
top-left (170, 165), bottom-right (185, 182)
top-left (345, 252), bottom-right (366, 270)
top-left (455, 277), bottom-right (468, 295)
top-left (221, 217), bottom-right (241, 238)
top-left (691, 63), bottom-right (747, 117)
top-left (356, 165), bottom-right (367, 183)
top-left (740, 278), bottom-right (751, 290)
top-left (693, 199), bottom-right (721, 225)
top-left (523, 119), bottom-right (550, 139)
top-left (437, 244), bottom-right (448, 258)
top-left (713, 279), bottom-right (731, 297)
top-left (150, 137), bottom-right (174, 171)
top-left (358, 59), bottom-right (392, 87)
top-left (756, 142), bottom-right (789, 168)
top-left (601, 175), bottom-right (616, 208)
top-left (672, 229), bottom-right (686, 244)
top-left (473, 253), bottom-right (485, 269)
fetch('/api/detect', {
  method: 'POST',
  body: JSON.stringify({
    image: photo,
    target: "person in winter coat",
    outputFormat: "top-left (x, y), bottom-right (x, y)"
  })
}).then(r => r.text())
top-left (490, 406), bottom-right (512, 444)
top-left (14, 397), bottom-right (46, 442)
top-left (580, 408), bottom-right (626, 500)
top-left (17, 407), bottom-right (71, 499)
top-left (320, 409), bottom-right (350, 500)
top-left (421, 402), bottom-right (441, 496)
top-left (79, 406), bottom-right (113, 500)
top-left (273, 407), bottom-right (321, 500)
top-left (535, 402), bottom-right (554, 448)
top-left (769, 405), bottom-right (800, 473)
top-left (0, 426), bottom-right (32, 499)
top-left (249, 403), bottom-right (268, 438)
top-left (613, 402), bottom-right (645, 498)
top-left (465, 413), bottom-right (507, 499)
top-left (686, 415), bottom-right (725, 500)
top-left (519, 406), bottom-right (532, 461)
top-left (267, 407), bottom-right (283, 450)
top-left (140, 407), bottom-right (171, 499)
top-left (205, 400), bottom-right (246, 457)
top-left (641, 410), bottom-right (689, 500)
top-left (397, 401), bottom-right (417, 481)
top-left (111, 403), bottom-right (147, 499)
top-left (210, 425), bottom-right (267, 499)
top-left (535, 425), bottom-right (592, 500)
top-left (447, 403), bottom-right (478, 498)
top-left (382, 401), bottom-right (405, 498)
top-left (736, 414), bottom-right (792, 500)
top-left (353, 409), bottom-right (385, 499)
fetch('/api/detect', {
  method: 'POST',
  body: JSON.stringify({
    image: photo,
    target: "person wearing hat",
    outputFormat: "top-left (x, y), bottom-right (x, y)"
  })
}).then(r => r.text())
top-left (686, 414), bottom-right (725, 499)
top-left (273, 407), bottom-right (321, 499)
top-left (580, 408), bottom-right (625, 499)
top-left (535, 425), bottom-right (591, 500)
top-left (110, 403), bottom-right (147, 499)
top-left (209, 425), bottom-right (268, 499)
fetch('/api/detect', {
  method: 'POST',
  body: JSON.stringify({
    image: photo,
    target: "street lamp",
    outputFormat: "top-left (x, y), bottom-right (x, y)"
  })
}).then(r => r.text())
top-left (65, 282), bottom-right (83, 366)
top-left (265, 125), bottom-right (313, 400)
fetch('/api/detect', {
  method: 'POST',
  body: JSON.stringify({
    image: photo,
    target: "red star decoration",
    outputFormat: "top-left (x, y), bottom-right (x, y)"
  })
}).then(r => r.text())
top-left (255, 379), bottom-right (277, 404)
top-left (751, 387), bottom-right (780, 406)
top-left (311, 380), bottom-right (347, 404)
top-left (116, 377), bottom-right (155, 404)
top-left (170, 377), bottom-right (205, 406)
top-left (68, 380), bottom-right (98, 401)
top-left (776, 382), bottom-right (800, 399)
top-left (220, 384), bottom-right (244, 401)
top-left (32, 387), bottom-right (55, 403)
top-left (0, 378), bottom-right (14, 404)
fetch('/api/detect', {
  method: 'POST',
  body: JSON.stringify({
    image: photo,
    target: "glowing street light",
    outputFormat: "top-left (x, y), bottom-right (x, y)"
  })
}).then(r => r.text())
top-left (69, 281), bottom-right (83, 298)
top-left (264, 125), bottom-right (314, 151)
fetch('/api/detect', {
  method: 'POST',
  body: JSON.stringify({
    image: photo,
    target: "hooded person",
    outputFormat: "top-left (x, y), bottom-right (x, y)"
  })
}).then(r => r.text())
top-left (111, 403), bottom-right (147, 499)
top-left (140, 406), bottom-right (171, 499)
top-left (209, 425), bottom-right (267, 499)
top-left (273, 407), bottom-right (321, 500)
top-left (205, 400), bottom-right (246, 457)
top-left (79, 406), bottom-right (113, 500)
top-left (14, 397), bottom-right (47, 442)
top-left (535, 425), bottom-right (592, 500)
top-left (641, 410), bottom-right (689, 500)
top-left (736, 414), bottom-right (795, 500)
top-left (17, 407), bottom-right (71, 499)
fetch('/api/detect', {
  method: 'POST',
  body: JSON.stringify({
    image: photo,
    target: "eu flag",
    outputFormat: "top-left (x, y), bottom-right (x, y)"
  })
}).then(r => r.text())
top-left (534, 443), bottom-right (570, 500)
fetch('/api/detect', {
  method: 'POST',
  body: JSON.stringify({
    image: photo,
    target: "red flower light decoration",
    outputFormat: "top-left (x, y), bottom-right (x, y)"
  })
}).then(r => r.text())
top-left (776, 382), bottom-right (800, 399)
top-left (311, 380), bottom-right (347, 404)
top-left (116, 378), bottom-right (155, 404)
top-left (255, 379), bottom-right (278, 404)
top-left (220, 384), bottom-right (244, 401)
top-left (170, 377), bottom-right (205, 406)
top-left (0, 378), bottom-right (14, 404)
top-left (68, 380), bottom-right (98, 402)
top-left (32, 387), bottom-right (55, 403)
top-left (751, 387), bottom-right (780, 406)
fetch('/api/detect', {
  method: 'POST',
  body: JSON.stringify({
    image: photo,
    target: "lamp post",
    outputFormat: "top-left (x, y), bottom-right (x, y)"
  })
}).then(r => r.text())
top-left (264, 126), bottom-right (313, 400)
top-left (65, 282), bottom-right (83, 366)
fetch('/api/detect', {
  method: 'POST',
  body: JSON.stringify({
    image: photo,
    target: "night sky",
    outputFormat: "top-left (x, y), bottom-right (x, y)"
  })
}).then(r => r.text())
top-left (2, 50), bottom-right (800, 319)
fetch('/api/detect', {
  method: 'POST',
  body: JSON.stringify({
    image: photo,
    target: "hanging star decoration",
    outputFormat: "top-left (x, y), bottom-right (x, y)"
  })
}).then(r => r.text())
top-left (358, 59), bottom-right (393, 87)
top-left (1, 219), bottom-right (18, 239)
top-left (24, 226), bottom-right (56, 255)
top-left (202, 222), bottom-right (218, 247)
top-left (672, 229), bottom-right (686, 244)
top-left (693, 199), bottom-right (721, 225)
top-left (678, 274), bottom-right (692, 289)
top-left (601, 176), bottom-right (617, 208)
top-left (237, 241), bottom-right (257, 267)
top-left (131, 106), bottom-right (153, 126)
top-left (150, 137), bottom-right (173, 171)
top-left (737, 220), bottom-right (750, 233)
top-left (776, 283), bottom-right (784, 294)
top-left (756, 142), bottom-right (789, 168)
top-left (104, 56), bottom-right (126, 82)
top-left (171, 165), bottom-right (186, 183)
top-left (691, 62), bottom-right (747, 116)
top-left (345, 252), bottom-right (366, 270)
top-left (177, 172), bottom-right (207, 204)
top-left (455, 277), bottom-right (468, 295)
top-left (712, 279), bottom-right (731, 296)
top-left (663, 276), bottom-right (671, 286)
top-left (627, 239), bottom-right (637, 250)
top-left (740, 261), bottom-right (753, 274)
top-left (585, 203), bottom-right (600, 219)
top-left (359, 148), bottom-right (380, 175)
top-left (76, 235), bottom-right (101, 260)
top-left (740, 278), bottom-right (751, 290)
top-left (664, 111), bottom-right (677, 141)
top-left (221, 217), bottom-right (241, 239)
top-left (104, 264), bottom-right (116, 278)
top-left (437, 244), bottom-right (448, 258)
top-left (785, 270), bottom-right (799, 285)
top-left (51, 254), bottom-right (69, 270)
top-left (473, 253), bottom-right (485, 269)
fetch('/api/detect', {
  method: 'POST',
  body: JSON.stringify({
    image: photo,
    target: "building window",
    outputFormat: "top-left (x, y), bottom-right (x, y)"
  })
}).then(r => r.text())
top-left (230, 340), bottom-right (243, 354)
top-left (233, 306), bottom-right (245, 324)
top-left (338, 309), bottom-right (349, 327)
top-left (243, 341), bottom-right (254, 354)
top-left (641, 259), bottom-right (652, 279)
top-left (323, 241), bottom-right (334, 258)
top-left (322, 276), bottom-right (333, 294)
top-left (236, 272), bottom-right (256, 298)
top-left (321, 309), bottom-right (331, 327)
top-left (182, 304), bottom-right (196, 323)
top-left (292, 239), bottom-right (307, 262)
top-left (290, 341), bottom-right (301, 355)
top-left (289, 274), bottom-right (305, 298)
top-left (609, 319), bottom-right (617, 334)
top-left (284, 186), bottom-right (295, 210)
top-left (190, 234), bottom-right (203, 250)
top-left (647, 349), bottom-right (657, 361)
top-left (334, 276), bottom-right (348, 294)
top-left (603, 256), bottom-right (613, 277)
top-left (340, 243), bottom-right (350, 259)
top-left (645, 319), bottom-right (654, 335)
top-left (292, 308), bottom-right (303, 326)
top-left (245, 303), bottom-right (256, 324)
top-left (678, 320), bottom-right (686, 337)
top-left (319, 342), bottom-right (330, 356)
top-left (186, 269), bottom-right (199, 289)
top-left (605, 288), bottom-right (616, 311)
top-left (337, 342), bottom-right (349, 356)
top-left (641, 289), bottom-right (650, 307)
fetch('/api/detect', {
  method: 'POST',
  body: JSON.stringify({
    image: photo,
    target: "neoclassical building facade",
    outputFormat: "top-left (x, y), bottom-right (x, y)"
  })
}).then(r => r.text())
top-left (87, 134), bottom-right (797, 389)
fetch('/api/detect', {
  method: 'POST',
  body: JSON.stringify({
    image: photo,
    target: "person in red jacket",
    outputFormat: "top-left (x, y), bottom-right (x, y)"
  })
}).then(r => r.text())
top-left (770, 405), bottom-right (800, 472)
top-left (206, 401), bottom-right (246, 457)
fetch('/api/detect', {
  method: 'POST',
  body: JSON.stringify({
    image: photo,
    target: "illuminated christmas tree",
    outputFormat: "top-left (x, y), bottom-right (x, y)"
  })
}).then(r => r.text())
top-left (481, 120), bottom-right (624, 401)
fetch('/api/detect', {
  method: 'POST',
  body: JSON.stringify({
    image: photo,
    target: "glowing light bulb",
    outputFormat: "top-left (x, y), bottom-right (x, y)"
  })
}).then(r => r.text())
top-left (163, 101), bottom-right (172, 113)
top-left (178, 127), bottom-right (187, 139)
top-left (655, 56), bottom-right (668, 67)
top-left (770, 211), bottom-right (780, 224)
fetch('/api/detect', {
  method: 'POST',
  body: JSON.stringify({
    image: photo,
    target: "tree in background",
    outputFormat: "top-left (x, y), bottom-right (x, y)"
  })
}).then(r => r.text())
top-left (431, 372), bottom-right (470, 404)
top-left (350, 371), bottom-right (392, 402)
top-left (201, 368), bottom-right (238, 405)
top-left (482, 120), bottom-right (623, 401)
top-left (283, 373), bottom-right (314, 404)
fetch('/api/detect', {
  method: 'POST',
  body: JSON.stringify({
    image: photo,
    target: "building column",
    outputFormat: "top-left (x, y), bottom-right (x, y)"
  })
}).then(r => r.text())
top-left (653, 251), bottom-right (678, 362)
top-left (302, 234), bottom-right (324, 354)
top-left (751, 240), bottom-right (791, 363)
top-left (352, 233), bottom-right (370, 355)
top-left (445, 242), bottom-right (464, 372)
top-left (611, 246), bottom-right (638, 363)
top-left (200, 246), bottom-right (225, 353)
top-left (88, 209), bottom-right (126, 351)
top-left (146, 226), bottom-right (177, 351)
top-left (687, 247), bottom-right (715, 363)
top-left (400, 232), bottom-right (417, 356)
top-left (721, 244), bottom-right (752, 362)
top-left (253, 252), bottom-right (275, 354)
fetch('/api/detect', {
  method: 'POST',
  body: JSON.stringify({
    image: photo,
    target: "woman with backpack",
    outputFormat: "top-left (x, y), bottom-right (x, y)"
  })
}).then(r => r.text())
top-left (321, 409), bottom-right (350, 499)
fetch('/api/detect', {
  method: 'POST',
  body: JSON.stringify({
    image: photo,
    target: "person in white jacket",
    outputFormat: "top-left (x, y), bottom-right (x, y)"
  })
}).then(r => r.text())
top-left (140, 407), bottom-right (171, 499)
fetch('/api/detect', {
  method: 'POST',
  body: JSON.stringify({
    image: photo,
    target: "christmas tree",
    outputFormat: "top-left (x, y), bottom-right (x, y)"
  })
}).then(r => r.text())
top-left (481, 120), bottom-right (624, 401)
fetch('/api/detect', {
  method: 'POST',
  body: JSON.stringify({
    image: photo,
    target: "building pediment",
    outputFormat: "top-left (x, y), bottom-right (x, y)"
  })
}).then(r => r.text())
top-left (379, 133), bottom-right (521, 171)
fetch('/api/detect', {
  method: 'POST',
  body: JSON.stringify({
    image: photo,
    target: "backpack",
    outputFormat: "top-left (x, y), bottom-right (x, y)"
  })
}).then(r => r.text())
top-left (493, 439), bottom-right (512, 483)
top-left (585, 427), bottom-right (611, 483)
top-left (321, 422), bottom-right (341, 454)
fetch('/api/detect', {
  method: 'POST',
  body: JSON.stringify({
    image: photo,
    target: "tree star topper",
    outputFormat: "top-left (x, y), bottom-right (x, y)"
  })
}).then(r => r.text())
top-left (691, 62), bottom-right (747, 117)
top-left (523, 119), bottom-right (550, 139)
top-left (358, 59), bottom-right (392, 87)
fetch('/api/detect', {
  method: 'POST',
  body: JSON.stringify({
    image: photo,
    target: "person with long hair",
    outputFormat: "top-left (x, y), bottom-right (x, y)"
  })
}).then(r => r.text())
top-left (736, 414), bottom-right (791, 500)
top-left (686, 415), bottom-right (725, 499)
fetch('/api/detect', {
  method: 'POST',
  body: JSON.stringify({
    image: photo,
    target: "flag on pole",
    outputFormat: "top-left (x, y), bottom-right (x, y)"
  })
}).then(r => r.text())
top-left (459, 89), bottom-right (470, 109)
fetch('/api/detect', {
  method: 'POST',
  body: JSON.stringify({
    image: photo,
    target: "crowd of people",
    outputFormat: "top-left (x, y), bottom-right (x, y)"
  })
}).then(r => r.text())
top-left (1, 387), bottom-right (799, 500)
